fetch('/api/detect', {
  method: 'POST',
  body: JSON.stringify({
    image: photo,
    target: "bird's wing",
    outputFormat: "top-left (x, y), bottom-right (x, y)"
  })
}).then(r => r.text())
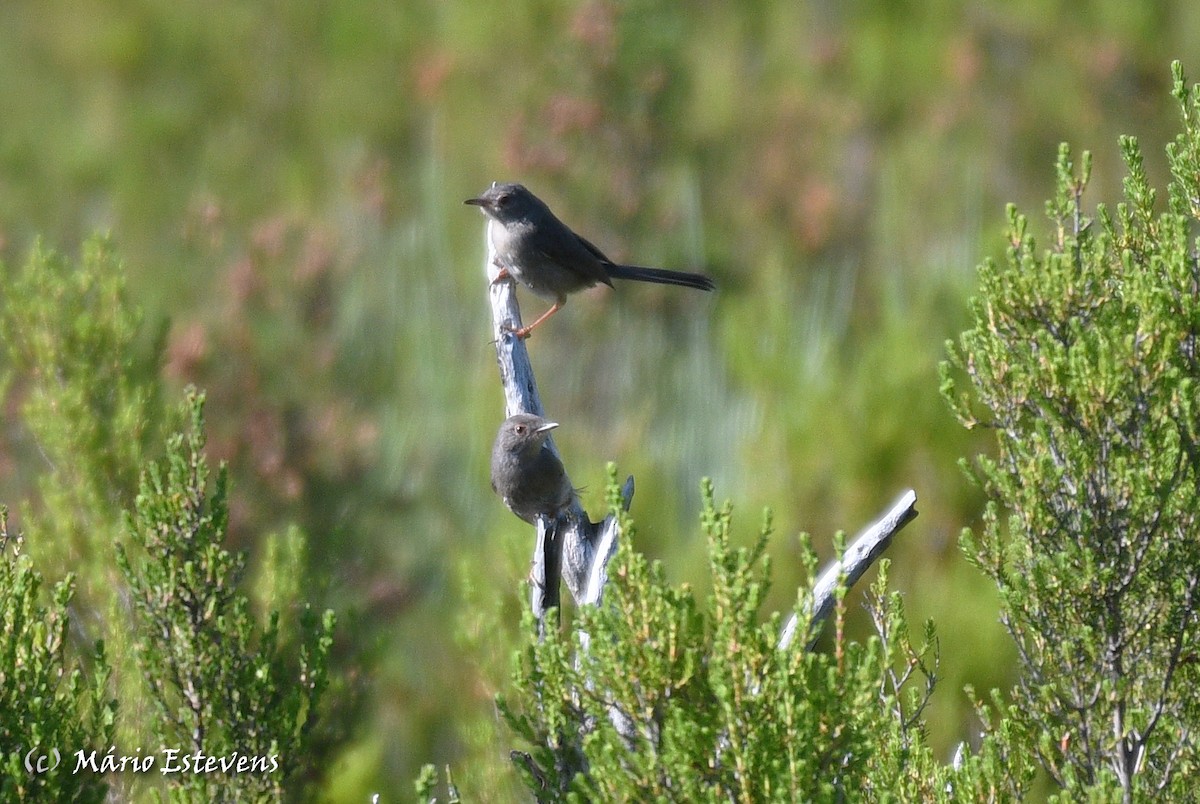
top-left (573, 232), bottom-right (613, 266)
top-left (530, 223), bottom-right (615, 289)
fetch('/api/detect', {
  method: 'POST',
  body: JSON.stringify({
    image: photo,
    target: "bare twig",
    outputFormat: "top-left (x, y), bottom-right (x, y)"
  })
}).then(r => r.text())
top-left (778, 489), bottom-right (919, 652)
top-left (483, 222), bottom-right (629, 619)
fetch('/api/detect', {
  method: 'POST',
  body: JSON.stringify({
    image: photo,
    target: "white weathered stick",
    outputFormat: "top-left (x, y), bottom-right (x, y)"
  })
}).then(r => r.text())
top-left (483, 220), bottom-right (628, 616)
top-left (778, 488), bottom-right (919, 651)
top-left (578, 475), bottom-right (632, 606)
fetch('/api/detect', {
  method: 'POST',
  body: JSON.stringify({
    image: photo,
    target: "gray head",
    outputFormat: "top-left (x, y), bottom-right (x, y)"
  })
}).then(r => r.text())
top-left (464, 182), bottom-right (547, 224)
top-left (493, 413), bottom-right (558, 458)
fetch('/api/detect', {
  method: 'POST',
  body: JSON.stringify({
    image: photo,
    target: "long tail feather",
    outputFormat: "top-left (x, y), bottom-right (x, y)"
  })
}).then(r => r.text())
top-left (604, 263), bottom-right (715, 291)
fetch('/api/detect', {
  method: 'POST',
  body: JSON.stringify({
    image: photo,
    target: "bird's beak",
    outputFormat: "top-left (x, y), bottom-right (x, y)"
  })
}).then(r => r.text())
top-left (466, 182), bottom-right (501, 207)
top-left (536, 421), bottom-right (559, 434)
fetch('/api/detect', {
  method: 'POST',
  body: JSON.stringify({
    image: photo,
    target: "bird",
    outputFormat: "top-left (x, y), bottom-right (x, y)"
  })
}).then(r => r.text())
top-left (490, 413), bottom-right (576, 524)
top-left (465, 182), bottom-right (715, 338)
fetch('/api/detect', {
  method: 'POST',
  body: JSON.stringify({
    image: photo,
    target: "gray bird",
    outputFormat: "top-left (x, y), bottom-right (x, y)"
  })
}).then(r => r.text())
top-left (491, 413), bottom-right (576, 524)
top-left (466, 182), bottom-right (715, 338)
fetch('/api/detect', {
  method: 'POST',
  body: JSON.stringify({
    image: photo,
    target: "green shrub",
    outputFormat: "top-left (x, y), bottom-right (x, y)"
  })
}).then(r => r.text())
top-left (0, 510), bottom-right (114, 802)
top-left (943, 61), bottom-right (1200, 800)
top-left (1, 240), bottom-right (337, 800)
top-left (495, 478), bottom-right (972, 801)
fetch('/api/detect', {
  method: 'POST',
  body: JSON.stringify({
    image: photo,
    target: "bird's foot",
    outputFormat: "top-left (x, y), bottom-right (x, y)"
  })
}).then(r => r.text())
top-left (499, 321), bottom-right (533, 340)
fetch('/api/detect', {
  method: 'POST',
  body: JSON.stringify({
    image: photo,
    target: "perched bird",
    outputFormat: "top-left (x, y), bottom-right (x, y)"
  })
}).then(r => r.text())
top-left (490, 413), bottom-right (576, 524)
top-left (466, 182), bottom-right (715, 338)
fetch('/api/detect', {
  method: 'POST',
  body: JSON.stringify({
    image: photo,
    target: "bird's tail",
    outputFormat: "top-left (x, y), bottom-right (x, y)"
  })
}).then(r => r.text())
top-left (605, 263), bottom-right (715, 291)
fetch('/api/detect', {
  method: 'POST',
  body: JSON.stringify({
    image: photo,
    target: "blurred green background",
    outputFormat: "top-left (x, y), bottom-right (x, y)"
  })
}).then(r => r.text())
top-left (2, 0), bottom-right (1197, 798)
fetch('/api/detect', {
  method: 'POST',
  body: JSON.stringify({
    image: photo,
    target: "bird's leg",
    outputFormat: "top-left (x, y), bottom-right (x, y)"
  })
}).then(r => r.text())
top-left (505, 297), bottom-right (565, 340)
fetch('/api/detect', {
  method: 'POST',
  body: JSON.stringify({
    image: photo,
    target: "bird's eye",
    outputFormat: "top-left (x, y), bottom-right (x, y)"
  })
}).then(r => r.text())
top-left (515, 424), bottom-right (526, 434)
top-left (497, 193), bottom-right (511, 206)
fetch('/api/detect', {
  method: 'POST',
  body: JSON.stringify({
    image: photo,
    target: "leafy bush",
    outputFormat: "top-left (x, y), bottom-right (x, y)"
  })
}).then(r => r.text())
top-left (495, 479), bottom-right (962, 801)
top-left (0, 241), bottom-right (337, 800)
top-left (0, 511), bottom-right (114, 803)
top-left (943, 61), bottom-right (1200, 799)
